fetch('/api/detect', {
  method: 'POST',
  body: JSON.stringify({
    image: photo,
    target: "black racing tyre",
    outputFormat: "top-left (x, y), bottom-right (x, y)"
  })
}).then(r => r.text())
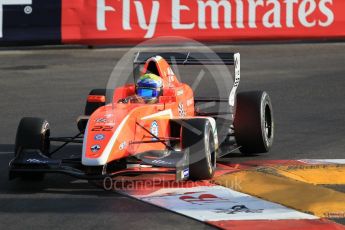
top-left (84, 89), bottom-right (107, 116)
top-left (14, 117), bottom-right (50, 181)
top-left (234, 91), bottom-right (274, 154)
top-left (15, 117), bottom-right (50, 156)
top-left (181, 119), bottom-right (218, 181)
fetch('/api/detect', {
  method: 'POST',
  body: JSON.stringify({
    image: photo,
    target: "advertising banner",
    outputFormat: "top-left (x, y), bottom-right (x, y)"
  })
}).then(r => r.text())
top-left (1, 0), bottom-right (345, 45)
top-left (62, 0), bottom-right (345, 44)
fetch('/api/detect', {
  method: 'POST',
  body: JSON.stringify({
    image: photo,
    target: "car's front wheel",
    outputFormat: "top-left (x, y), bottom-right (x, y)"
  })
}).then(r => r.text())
top-left (181, 119), bottom-right (218, 180)
top-left (14, 117), bottom-right (50, 180)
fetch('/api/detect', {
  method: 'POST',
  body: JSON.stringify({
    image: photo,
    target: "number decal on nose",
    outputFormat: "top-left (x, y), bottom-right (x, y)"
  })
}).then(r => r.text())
top-left (91, 126), bottom-right (113, 131)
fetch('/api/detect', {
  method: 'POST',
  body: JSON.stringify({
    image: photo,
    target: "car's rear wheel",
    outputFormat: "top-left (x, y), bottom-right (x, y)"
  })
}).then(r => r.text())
top-left (14, 117), bottom-right (50, 180)
top-left (234, 91), bottom-right (274, 154)
top-left (78, 89), bottom-right (108, 132)
top-left (84, 89), bottom-right (107, 116)
top-left (181, 119), bottom-right (217, 180)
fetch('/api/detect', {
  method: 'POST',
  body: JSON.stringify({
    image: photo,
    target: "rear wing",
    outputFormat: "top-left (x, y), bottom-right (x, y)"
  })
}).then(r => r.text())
top-left (133, 52), bottom-right (238, 65)
top-left (133, 52), bottom-right (241, 108)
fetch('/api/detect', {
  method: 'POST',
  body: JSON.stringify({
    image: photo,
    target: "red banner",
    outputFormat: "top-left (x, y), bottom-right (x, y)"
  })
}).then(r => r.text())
top-left (62, 0), bottom-right (345, 44)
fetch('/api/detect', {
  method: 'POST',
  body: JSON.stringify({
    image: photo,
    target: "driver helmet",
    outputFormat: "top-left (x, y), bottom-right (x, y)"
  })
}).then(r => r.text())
top-left (136, 73), bottom-right (163, 103)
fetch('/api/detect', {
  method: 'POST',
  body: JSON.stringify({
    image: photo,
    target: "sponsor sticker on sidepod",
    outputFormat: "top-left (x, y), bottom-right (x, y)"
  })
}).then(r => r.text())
top-left (91, 144), bottom-right (101, 152)
top-left (150, 121), bottom-right (159, 140)
top-left (94, 134), bottom-right (105, 141)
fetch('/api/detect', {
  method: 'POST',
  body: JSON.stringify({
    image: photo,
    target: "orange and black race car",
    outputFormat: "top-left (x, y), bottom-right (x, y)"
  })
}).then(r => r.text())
top-left (9, 52), bottom-right (274, 182)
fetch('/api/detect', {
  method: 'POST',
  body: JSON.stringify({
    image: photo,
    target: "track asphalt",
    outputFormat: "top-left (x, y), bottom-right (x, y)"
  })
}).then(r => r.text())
top-left (0, 42), bottom-right (344, 229)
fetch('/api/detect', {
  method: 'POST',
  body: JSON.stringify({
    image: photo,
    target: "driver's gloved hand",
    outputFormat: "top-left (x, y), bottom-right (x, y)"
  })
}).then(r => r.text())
top-left (117, 98), bottom-right (129, 104)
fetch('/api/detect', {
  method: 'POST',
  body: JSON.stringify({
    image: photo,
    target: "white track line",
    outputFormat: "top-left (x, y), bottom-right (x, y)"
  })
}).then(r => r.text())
top-left (122, 185), bottom-right (317, 221)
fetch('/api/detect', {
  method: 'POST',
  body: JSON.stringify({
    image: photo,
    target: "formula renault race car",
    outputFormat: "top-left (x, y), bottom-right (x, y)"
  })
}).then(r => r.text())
top-left (9, 52), bottom-right (274, 182)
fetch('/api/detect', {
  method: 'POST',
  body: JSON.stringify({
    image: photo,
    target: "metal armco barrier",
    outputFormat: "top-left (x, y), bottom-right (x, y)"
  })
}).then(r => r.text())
top-left (1, 0), bottom-right (345, 45)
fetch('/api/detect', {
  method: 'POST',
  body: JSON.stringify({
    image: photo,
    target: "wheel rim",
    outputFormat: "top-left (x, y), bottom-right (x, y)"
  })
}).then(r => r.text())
top-left (264, 104), bottom-right (272, 140)
top-left (206, 130), bottom-right (216, 173)
top-left (204, 131), bottom-right (211, 172)
top-left (42, 122), bottom-right (50, 154)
